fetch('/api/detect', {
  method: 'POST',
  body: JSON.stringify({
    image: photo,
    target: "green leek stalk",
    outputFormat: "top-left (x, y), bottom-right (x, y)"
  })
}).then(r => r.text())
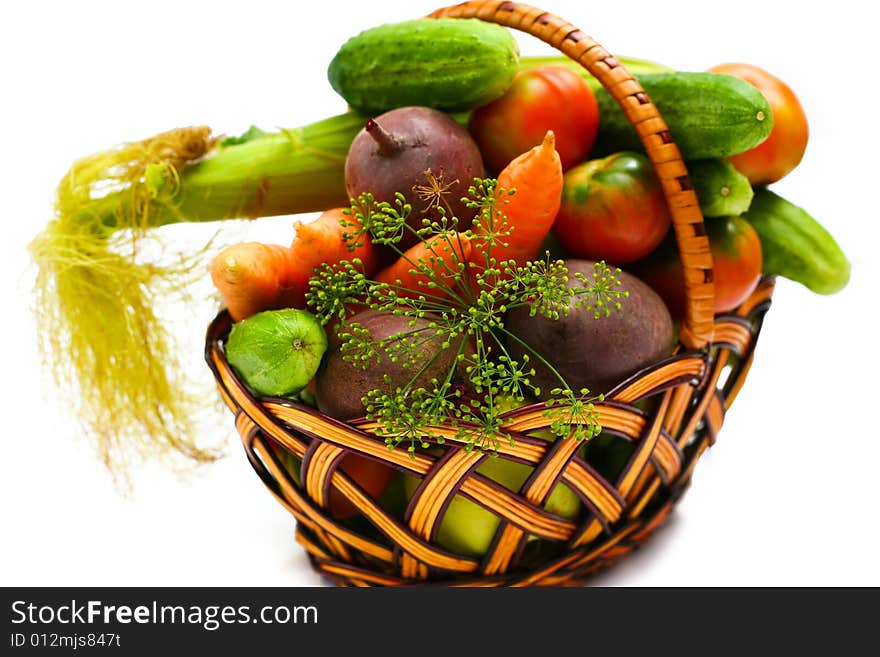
top-left (76, 112), bottom-right (365, 231)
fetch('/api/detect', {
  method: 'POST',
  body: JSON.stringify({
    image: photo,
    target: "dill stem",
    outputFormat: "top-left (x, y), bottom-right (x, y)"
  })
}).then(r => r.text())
top-left (493, 325), bottom-right (574, 397)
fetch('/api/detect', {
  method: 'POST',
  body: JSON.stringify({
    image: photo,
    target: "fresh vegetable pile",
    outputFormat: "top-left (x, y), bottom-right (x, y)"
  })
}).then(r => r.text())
top-left (30, 7), bottom-right (849, 535)
top-left (210, 18), bottom-right (847, 553)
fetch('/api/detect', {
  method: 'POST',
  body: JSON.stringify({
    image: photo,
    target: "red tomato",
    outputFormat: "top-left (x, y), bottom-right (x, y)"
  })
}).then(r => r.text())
top-left (709, 63), bottom-right (809, 186)
top-left (633, 216), bottom-right (763, 317)
top-left (327, 453), bottom-right (395, 520)
top-left (469, 65), bottom-right (599, 173)
top-left (553, 152), bottom-right (671, 264)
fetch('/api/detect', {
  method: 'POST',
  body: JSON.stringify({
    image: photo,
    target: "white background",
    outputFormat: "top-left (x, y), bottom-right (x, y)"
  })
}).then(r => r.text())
top-left (1, 0), bottom-right (877, 586)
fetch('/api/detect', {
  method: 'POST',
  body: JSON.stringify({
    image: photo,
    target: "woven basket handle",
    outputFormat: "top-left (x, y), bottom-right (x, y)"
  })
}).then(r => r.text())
top-left (430, 0), bottom-right (715, 349)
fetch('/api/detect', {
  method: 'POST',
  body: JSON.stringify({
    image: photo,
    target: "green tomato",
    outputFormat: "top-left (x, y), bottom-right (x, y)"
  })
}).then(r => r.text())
top-left (225, 308), bottom-right (327, 397)
top-left (403, 431), bottom-right (581, 558)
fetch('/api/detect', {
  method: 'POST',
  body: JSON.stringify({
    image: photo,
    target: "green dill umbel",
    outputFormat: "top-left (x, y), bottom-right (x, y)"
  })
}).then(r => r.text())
top-left (306, 177), bottom-right (628, 456)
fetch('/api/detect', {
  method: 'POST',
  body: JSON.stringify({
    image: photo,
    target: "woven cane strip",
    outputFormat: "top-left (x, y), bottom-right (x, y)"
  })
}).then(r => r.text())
top-left (247, 421), bottom-right (492, 574)
top-left (705, 394), bottom-right (725, 441)
top-left (508, 404), bottom-right (680, 520)
top-left (724, 277), bottom-right (774, 408)
top-left (675, 356), bottom-right (729, 453)
top-left (429, 0), bottom-right (714, 349)
top-left (561, 459), bottom-right (624, 523)
top-left (317, 560), bottom-right (406, 587)
top-left (567, 500), bottom-right (677, 577)
top-left (504, 405), bottom-right (648, 521)
top-left (407, 450), bottom-right (482, 539)
top-left (618, 425), bottom-right (684, 511)
top-left (401, 449), bottom-right (482, 579)
top-left (508, 402), bottom-right (646, 435)
top-left (482, 428), bottom-right (585, 574)
top-left (211, 348), bottom-right (310, 459)
top-left (295, 526), bottom-right (334, 562)
top-left (238, 419), bottom-right (321, 537)
top-left (303, 441), bottom-right (343, 509)
top-left (712, 317), bottom-right (753, 355)
top-left (626, 305), bottom-right (767, 519)
top-left (679, 440), bottom-right (712, 489)
top-left (264, 390), bottom-right (593, 548)
top-left (322, 469), bottom-right (480, 571)
top-left (400, 448), bottom-right (485, 579)
top-left (515, 516), bottom-right (643, 586)
top-left (663, 385), bottom-right (695, 439)
top-left (569, 390), bottom-right (673, 548)
top-left (620, 389), bottom-right (672, 503)
top-left (267, 402), bottom-right (435, 472)
top-left (216, 383), bottom-right (236, 415)
top-left (250, 437), bottom-right (390, 561)
top-left (625, 355), bottom-right (729, 509)
top-left (607, 354), bottom-right (705, 403)
top-left (368, 416), bottom-right (625, 526)
top-left (250, 436), bottom-right (354, 562)
top-left (736, 276), bottom-right (776, 317)
top-left (650, 433), bottom-right (683, 484)
top-left (724, 354), bottom-right (754, 411)
top-left (460, 475), bottom-right (578, 538)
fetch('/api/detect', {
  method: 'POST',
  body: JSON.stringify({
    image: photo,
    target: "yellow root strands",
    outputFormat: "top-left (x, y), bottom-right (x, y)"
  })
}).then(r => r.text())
top-left (29, 127), bottom-right (222, 484)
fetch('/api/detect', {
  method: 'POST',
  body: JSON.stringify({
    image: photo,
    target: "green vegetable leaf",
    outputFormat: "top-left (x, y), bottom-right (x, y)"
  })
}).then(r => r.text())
top-left (220, 125), bottom-right (267, 147)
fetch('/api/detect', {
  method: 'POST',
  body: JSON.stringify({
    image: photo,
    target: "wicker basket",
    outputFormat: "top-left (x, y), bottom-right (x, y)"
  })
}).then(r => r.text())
top-left (205, 0), bottom-right (774, 586)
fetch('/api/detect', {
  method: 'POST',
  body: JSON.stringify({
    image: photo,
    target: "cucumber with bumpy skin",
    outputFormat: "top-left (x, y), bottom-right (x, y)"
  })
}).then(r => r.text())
top-left (743, 188), bottom-right (850, 295)
top-left (592, 72), bottom-right (774, 160)
top-left (519, 54), bottom-right (673, 81)
top-left (688, 159), bottom-right (754, 217)
top-left (328, 18), bottom-right (519, 114)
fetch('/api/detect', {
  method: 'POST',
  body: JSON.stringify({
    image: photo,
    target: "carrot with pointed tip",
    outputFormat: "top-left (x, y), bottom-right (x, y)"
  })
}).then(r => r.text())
top-left (286, 207), bottom-right (382, 308)
top-left (210, 242), bottom-right (298, 321)
top-left (374, 233), bottom-right (472, 302)
top-left (469, 131), bottom-right (563, 288)
top-left (211, 207), bottom-right (381, 321)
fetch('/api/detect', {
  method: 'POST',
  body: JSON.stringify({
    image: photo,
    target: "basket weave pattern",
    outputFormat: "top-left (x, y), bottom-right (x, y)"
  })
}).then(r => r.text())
top-left (206, 0), bottom-right (774, 586)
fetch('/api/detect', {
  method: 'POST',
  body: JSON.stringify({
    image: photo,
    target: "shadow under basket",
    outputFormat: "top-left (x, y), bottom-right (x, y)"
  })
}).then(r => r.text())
top-left (205, 0), bottom-right (776, 586)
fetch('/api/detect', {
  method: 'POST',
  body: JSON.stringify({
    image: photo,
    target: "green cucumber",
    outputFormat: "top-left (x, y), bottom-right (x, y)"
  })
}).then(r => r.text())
top-left (519, 54), bottom-right (673, 80)
top-left (592, 72), bottom-right (774, 160)
top-left (742, 188), bottom-right (850, 295)
top-left (328, 18), bottom-right (519, 114)
top-left (688, 159), bottom-right (754, 217)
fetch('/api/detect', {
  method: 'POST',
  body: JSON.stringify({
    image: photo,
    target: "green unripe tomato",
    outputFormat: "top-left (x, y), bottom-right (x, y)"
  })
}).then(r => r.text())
top-left (403, 396), bottom-right (582, 558)
top-left (225, 308), bottom-right (327, 397)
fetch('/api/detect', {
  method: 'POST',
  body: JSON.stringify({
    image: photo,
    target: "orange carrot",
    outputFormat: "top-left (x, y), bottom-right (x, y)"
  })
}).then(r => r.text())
top-left (211, 207), bottom-right (381, 321)
top-left (211, 242), bottom-right (297, 321)
top-left (374, 233), bottom-right (472, 301)
top-left (286, 207), bottom-right (381, 307)
top-left (470, 131), bottom-right (563, 286)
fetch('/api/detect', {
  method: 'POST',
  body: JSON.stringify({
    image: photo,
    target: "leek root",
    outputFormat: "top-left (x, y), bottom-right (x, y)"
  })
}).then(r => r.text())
top-left (29, 113), bottom-right (363, 482)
